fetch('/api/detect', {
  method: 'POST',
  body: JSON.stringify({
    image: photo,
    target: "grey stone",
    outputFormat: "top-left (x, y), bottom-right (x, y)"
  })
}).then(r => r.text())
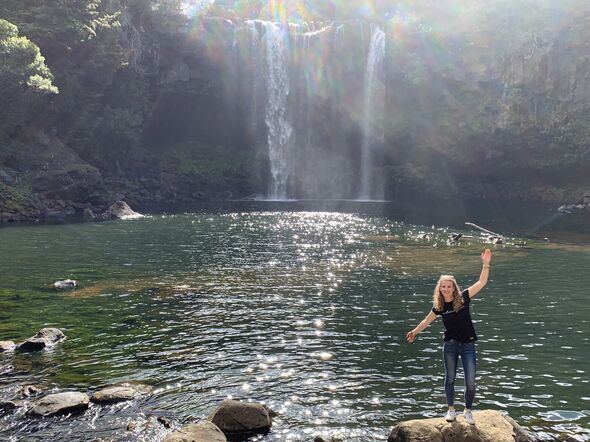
top-left (210, 399), bottom-right (272, 435)
top-left (53, 279), bottom-right (77, 290)
top-left (387, 410), bottom-right (533, 442)
top-left (29, 392), bottom-right (90, 417)
top-left (18, 328), bottom-right (66, 351)
top-left (91, 386), bottom-right (140, 404)
top-left (90, 383), bottom-right (152, 404)
top-left (0, 341), bottom-right (15, 352)
top-left (20, 385), bottom-right (42, 398)
top-left (165, 421), bottom-right (227, 442)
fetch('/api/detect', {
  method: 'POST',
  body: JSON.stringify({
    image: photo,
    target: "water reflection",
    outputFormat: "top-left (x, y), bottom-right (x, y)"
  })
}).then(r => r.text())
top-left (0, 211), bottom-right (589, 440)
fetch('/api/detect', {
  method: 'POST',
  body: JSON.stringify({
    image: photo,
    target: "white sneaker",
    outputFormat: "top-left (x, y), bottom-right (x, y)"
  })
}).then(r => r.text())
top-left (463, 409), bottom-right (475, 425)
top-left (444, 409), bottom-right (456, 421)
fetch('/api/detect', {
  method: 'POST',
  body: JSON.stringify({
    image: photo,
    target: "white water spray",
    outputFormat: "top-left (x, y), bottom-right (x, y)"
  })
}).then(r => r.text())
top-left (359, 26), bottom-right (386, 200)
top-left (261, 22), bottom-right (293, 200)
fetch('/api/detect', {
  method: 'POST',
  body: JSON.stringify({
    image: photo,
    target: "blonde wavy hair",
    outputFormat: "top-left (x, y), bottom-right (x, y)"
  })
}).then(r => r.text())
top-left (433, 275), bottom-right (463, 312)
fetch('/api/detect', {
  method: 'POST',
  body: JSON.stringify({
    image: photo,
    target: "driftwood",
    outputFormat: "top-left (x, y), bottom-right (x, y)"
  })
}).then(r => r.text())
top-left (465, 222), bottom-right (505, 239)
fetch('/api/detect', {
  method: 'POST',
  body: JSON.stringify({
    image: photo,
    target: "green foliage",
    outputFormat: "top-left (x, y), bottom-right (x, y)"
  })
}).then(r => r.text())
top-left (0, 182), bottom-right (40, 212)
top-left (0, 0), bottom-right (111, 42)
top-left (0, 19), bottom-right (58, 95)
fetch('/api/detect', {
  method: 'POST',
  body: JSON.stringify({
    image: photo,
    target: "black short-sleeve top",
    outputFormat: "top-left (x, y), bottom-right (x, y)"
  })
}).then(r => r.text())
top-left (432, 289), bottom-right (477, 343)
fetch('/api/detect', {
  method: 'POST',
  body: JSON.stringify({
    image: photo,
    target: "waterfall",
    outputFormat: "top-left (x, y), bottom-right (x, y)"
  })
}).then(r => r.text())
top-left (259, 22), bottom-right (293, 200)
top-left (359, 25), bottom-right (386, 200)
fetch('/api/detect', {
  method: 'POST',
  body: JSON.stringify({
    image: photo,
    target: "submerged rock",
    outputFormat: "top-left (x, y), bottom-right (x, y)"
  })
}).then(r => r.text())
top-left (0, 341), bottom-right (15, 352)
top-left (210, 399), bottom-right (273, 437)
top-left (19, 385), bottom-right (42, 398)
top-left (18, 328), bottom-right (66, 351)
top-left (0, 399), bottom-right (24, 412)
top-left (165, 421), bottom-right (227, 442)
top-left (53, 279), bottom-right (77, 290)
top-left (0, 364), bottom-right (14, 375)
top-left (29, 392), bottom-right (90, 417)
top-left (387, 410), bottom-right (533, 442)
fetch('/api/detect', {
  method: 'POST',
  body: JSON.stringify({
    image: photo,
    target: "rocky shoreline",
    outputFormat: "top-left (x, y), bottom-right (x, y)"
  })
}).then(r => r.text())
top-left (0, 328), bottom-right (539, 441)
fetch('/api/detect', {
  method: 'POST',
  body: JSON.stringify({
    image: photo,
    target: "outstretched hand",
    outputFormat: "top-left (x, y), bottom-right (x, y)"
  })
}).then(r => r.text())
top-left (481, 248), bottom-right (492, 265)
top-left (406, 330), bottom-right (416, 344)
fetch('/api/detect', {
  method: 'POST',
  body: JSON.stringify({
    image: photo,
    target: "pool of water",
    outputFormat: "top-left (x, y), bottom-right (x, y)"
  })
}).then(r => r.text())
top-left (0, 203), bottom-right (589, 441)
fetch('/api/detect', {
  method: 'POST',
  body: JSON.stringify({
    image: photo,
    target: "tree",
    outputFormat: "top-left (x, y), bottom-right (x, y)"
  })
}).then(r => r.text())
top-left (0, 19), bottom-right (58, 96)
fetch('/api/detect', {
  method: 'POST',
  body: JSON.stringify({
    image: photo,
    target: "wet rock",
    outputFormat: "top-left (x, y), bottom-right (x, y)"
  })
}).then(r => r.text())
top-left (82, 207), bottom-right (96, 221)
top-left (53, 279), bottom-right (77, 290)
top-left (0, 364), bottom-right (14, 375)
top-left (18, 328), bottom-right (66, 351)
top-left (387, 410), bottom-right (533, 442)
top-left (165, 421), bottom-right (227, 442)
top-left (0, 341), bottom-right (15, 352)
top-left (29, 392), bottom-right (90, 417)
top-left (0, 400), bottom-right (20, 411)
top-left (90, 385), bottom-right (144, 404)
top-left (97, 201), bottom-right (142, 221)
top-left (158, 416), bottom-right (172, 428)
top-left (20, 385), bottom-right (42, 398)
top-left (210, 399), bottom-right (272, 437)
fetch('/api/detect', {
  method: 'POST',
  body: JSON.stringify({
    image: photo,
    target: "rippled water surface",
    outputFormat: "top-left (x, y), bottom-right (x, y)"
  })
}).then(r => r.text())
top-left (1, 203), bottom-right (589, 441)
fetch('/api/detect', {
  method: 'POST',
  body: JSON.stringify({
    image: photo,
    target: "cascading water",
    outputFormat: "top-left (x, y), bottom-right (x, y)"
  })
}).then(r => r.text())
top-left (359, 25), bottom-right (386, 200)
top-left (260, 22), bottom-right (293, 200)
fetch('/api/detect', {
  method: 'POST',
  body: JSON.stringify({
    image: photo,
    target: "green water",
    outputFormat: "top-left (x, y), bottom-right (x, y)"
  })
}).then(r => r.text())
top-left (0, 207), bottom-right (589, 441)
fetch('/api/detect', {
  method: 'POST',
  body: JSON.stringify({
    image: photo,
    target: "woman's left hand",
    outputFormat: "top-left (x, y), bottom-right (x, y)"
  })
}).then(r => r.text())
top-left (481, 248), bottom-right (492, 265)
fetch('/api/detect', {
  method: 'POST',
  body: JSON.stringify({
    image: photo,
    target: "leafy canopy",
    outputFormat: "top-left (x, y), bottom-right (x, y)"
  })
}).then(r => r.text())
top-left (0, 19), bottom-right (58, 95)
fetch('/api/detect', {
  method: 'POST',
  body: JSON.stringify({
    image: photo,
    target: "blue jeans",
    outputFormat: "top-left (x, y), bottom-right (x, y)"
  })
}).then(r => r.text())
top-left (443, 339), bottom-right (476, 408)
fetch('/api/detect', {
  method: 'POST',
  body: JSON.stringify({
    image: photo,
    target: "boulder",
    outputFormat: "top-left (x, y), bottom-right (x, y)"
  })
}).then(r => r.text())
top-left (210, 399), bottom-right (272, 437)
top-left (0, 341), bottom-right (15, 352)
top-left (18, 328), bottom-right (66, 351)
top-left (387, 410), bottom-right (533, 442)
top-left (98, 201), bottom-right (142, 221)
top-left (90, 384), bottom-right (150, 404)
top-left (165, 421), bottom-right (227, 442)
top-left (29, 392), bottom-right (90, 417)
top-left (53, 279), bottom-right (77, 290)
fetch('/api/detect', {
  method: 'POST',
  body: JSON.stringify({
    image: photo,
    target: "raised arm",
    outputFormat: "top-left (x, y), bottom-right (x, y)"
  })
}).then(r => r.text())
top-left (467, 248), bottom-right (492, 298)
top-left (406, 310), bottom-right (437, 343)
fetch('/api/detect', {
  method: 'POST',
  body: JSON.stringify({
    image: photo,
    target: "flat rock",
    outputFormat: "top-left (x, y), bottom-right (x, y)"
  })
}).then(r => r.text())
top-left (53, 279), bottom-right (77, 290)
top-left (165, 421), bottom-right (227, 442)
top-left (387, 410), bottom-right (533, 442)
top-left (0, 341), bottom-right (15, 352)
top-left (210, 399), bottom-right (272, 436)
top-left (18, 328), bottom-right (66, 351)
top-left (29, 392), bottom-right (90, 417)
top-left (91, 385), bottom-right (143, 404)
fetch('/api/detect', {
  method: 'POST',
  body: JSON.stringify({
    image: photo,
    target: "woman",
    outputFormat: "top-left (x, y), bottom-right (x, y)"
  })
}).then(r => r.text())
top-left (406, 249), bottom-right (492, 425)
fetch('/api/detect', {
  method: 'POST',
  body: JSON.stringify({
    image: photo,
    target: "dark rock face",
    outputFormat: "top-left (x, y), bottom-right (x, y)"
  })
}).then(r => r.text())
top-left (387, 410), bottom-right (533, 442)
top-left (210, 399), bottom-right (272, 437)
top-left (29, 392), bottom-right (90, 417)
top-left (18, 328), bottom-right (66, 351)
top-left (164, 421), bottom-right (227, 442)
